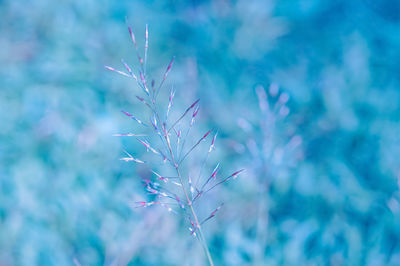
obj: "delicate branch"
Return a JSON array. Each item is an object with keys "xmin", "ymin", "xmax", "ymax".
[
  {"xmin": 179, "ymin": 129, "xmax": 212, "ymax": 164},
  {"xmin": 168, "ymin": 99, "xmax": 200, "ymax": 133},
  {"xmin": 155, "ymin": 57, "xmax": 175, "ymax": 100},
  {"xmin": 104, "ymin": 66, "xmax": 130, "ymax": 77},
  {"xmin": 201, "ymin": 204, "xmax": 224, "ymax": 225},
  {"xmin": 193, "ymin": 169, "xmax": 244, "ymax": 203}
]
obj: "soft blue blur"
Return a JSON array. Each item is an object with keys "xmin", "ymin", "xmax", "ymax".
[{"xmin": 1, "ymin": 0, "xmax": 400, "ymax": 265}]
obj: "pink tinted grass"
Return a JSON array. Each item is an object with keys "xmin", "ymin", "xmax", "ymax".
[
  {"xmin": 121, "ymin": 110, "xmax": 147, "ymax": 126},
  {"xmin": 121, "ymin": 59, "xmax": 138, "ymax": 81},
  {"xmin": 201, "ymin": 204, "xmax": 224, "ymax": 225},
  {"xmin": 199, "ymin": 163, "xmax": 220, "ymax": 192},
  {"xmin": 178, "ymin": 104, "xmax": 200, "ymax": 159},
  {"xmin": 179, "ymin": 129, "xmax": 212, "ymax": 164},
  {"xmin": 144, "ymin": 24, "xmax": 148, "ymax": 75},
  {"xmin": 194, "ymin": 131, "xmax": 218, "ymax": 189},
  {"xmin": 193, "ymin": 169, "xmax": 245, "ymax": 203},
  {"xmin": 104, "ymin": 66, "xmax": 130, "ymax": 77},
  {"xmin": 155, "ymin": 57, "xmax": 175, "ymax": 100},
  {"xmin": 120, "ymin": 150, "xmax": 145, "ymax": 164},
  {"xmin": 109, "ymin": 24, "xmax": 245, "ymax": 266},
  {"xmin": 168, "ymin": 99, "xmax": 200, "ymax": 134},
  {"xmin": 166, "ymin": 87, "xmax": 175, "ymax": 120},
  {"xmin": 127, "ymin": 23, "xmax": 144, "ymax": 70},
  {"xmin": 138, "ymin": 139, "xmax": 159, "ymax": 154},
  {"xmin": 112, "ymin": 133, "xmax": 146, "ymax": 137}
]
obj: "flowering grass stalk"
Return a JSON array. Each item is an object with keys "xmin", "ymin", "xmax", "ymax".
[{"xmin": 106, "ymin": 24, "xmax": 243, "ymax": 265}]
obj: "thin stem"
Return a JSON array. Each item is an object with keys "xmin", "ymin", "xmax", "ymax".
[
  {"xmin": 178, "ymin": 121, "xmax": 194, "ymax": 160},
  {"xmin": 164, "ymin": 132, "xmax": 214, "ymax": 266},
  {"xmin": 194, "ymin": 151, "xmax": 211, "ymax": 189},
  {"xmin": 196, "ymin": 222, "xmax": 214, "ymax": 266},
  {"xmin": 253, "ymin": 179, "xmax": 270, "ymax": 265}
]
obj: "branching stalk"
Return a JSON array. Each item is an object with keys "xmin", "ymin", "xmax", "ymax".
[{"xmin": 164, "ymin": 131, "xmax": 215, "ymax": 266}]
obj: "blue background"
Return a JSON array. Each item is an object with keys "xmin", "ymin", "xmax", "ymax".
[{"xmin": 1, "ymin": 0, "xmax": 400, "ymax": 265}]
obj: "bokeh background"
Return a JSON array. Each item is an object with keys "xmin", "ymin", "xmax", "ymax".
[{"xmin": 1, "ymin": 0, "xmax": 400, "ymax": 265}]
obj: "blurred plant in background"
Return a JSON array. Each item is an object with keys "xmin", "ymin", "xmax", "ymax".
[
  {"xmin": 1, "ymin": 0, "xmax": 400, "ymax": 265},
  {"xmin": 232, "ymin": 83, "xmax": 303, "ymax": 264}
]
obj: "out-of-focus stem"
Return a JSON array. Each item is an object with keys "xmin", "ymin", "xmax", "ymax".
[{"xmin": 253, "ymin": 179, "xmax": 270, "ymax": 265}]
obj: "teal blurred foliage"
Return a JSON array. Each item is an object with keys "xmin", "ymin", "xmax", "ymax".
[{"xmin": 1, "ymin": 0, "xmax": 400, "ymax": 265}]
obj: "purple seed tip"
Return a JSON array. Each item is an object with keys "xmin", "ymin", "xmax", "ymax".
[
  {"xmin": 190, "ymin": 99, "xmax": 200, "ymax": 109},
  {"xmin": 203, "ymin": 130, "xmax": 212, "ymax": 139},
  {"xmin": 231, "ymin": 169, "xmax": 245, "ymax": 177},
  {"xmin": 192, "ymin": 105, "xmax": 200, "ymax": 118}
]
